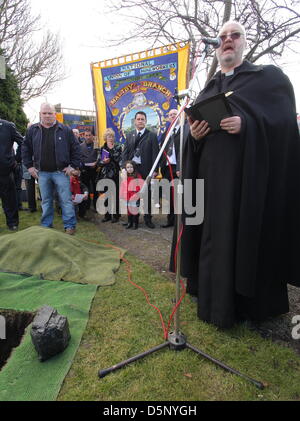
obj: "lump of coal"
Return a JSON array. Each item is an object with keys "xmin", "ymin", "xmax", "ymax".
[{"xmin": 30, "ymin": 306, "xmax": 71, "ymax": 361}]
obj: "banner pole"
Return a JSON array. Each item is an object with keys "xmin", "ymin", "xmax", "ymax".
[
  {"xmin": 174, "ymin": 109, "xmax": 185, "ymax": 336},
  {"xmin": 90, "ymin": 63, "xmax": 100, "ymax": 146}
]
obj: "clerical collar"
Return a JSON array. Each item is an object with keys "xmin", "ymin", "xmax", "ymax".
[
  {"xmin": 222, "ymin": 69, "xmax": 234, "ymax": 77},
  {"xmin": 221, "ymin": 61, "xmax": 245, "ymax": 78}
]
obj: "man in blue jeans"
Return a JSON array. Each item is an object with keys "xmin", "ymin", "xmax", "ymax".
[{"xmin": 22, "ymin": 103, "xmax": 81, "ymax": 234}]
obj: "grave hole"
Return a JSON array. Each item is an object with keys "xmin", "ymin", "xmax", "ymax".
[{"xmin": 0, "ymin": 309, "xmax": 35, "ymax": 371}]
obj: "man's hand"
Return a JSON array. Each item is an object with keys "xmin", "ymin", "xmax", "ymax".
[
  {"xmin": 188, "ymin": 117, "xmax": 210, "ymax": 140},
  {"xmin": 220, "ymin": 116, "xmax": 242, "ymax": 134},
  {"xmin": 152, "ymin": 172, "xmax": 158, "ymax": 178},
  {"xmin": 28, "ymin": 167, "xmax": 39, "ymax": 179},
  {"xmin": 63, "ymin": 166, "xmax": 74, "ymax": 176}
]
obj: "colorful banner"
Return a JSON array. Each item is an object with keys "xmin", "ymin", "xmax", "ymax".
[{"xmin": 91, "ymin": 42, "xmax": 189, "ymax": 145}]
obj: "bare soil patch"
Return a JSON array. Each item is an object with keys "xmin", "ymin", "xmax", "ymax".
[{"xmin": 93, "ymin": 211, "xmax": 175, "ymax": 278}]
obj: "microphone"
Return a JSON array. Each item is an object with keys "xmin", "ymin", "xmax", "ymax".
[{"xmin": 202, "ymin": 37, "xmax": 221, "ymax": 48}]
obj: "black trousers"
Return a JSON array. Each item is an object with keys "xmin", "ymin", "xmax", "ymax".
[
  {"xmin": 81, "ymin": 167, "xmax": 97, "ymax": 210},
  {"xmin": 100, "ymin": 177, "xmax": 120, "ymax": 218},
  {"xmin": 14, "ymin": 164, "xmax": 23, "ymax": 209},
  {"xmin": 75, "ymin": 201, "xmax": 88, "ymax": 218},
  {"xmin": 25, "ymin": 177, "xmax": 37, "ymax": 211},
  {"xmin": 0, "ymin": 172, "xmax": 19, "ymax": 227},
  {"xmin": 127, "ymin": 213, "xmax": 139, "ymax": 225},
  {"xmin": 161, "ymin": 164, "xmax": 177, "ymax": 225}
]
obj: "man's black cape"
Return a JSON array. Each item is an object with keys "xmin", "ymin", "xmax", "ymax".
[{"xmin": 171, "ymin": 61, "xmax": 300, "ymax": 328}]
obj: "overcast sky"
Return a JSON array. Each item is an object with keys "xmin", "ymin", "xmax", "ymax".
[
  {"xmin": 25, "ymin": 0, "xmax": 300, "ymax": 121},
  {"xmin": 26, "ymin": 0, "xmax": 145, "ymax": 121}
]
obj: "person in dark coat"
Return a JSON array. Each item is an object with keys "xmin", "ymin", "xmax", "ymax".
[
  {"xmin": 80, "ymin": 128, "xmax": 98, "ymax": 211},
  {"xmin": 96, "ymin": 128, "xmax": 122, "ymax": 223},
  {"xmin": 122, "ymin": 111, "xmax": 159, "ymax": 228},
  {"xmin": 21, "ymin": 123, "xmax": 37, "ymax": 213},
  {"xmin": 0, "ymin": 119, "xmax": 23, "ymax": 231},
  {"xmin": 171, "ymin": 20, "xmax": 300, "ymax": 328},
  {"xmin": 13, "ymin": 143, "xmax": 24, "ymax": 211}
]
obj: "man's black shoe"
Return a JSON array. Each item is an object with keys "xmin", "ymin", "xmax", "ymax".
[
  {"xmin": 8, "ymin": 225, "xmax": 18, "ymax": 231},
  {"xmin": 102, "ymin": 215, "xmax": 111, "ymax": 222},
  {"xmin": 126, "ymin": 223, "xmax": 133, "ymax": 229},
  {"xmin": 145, "ymin": 220, "xmax": 155, "ymax": 229},
  {"xmin": 111, "ymin": 217, "xmax": 119, "ymax": 223},
  {"xmin": 30, "ymin": 209, "xmax": 37, "ymax": 213},
  {"xmin": 160, "ymin": 223, "xmax": 174, "ymax": 228}
]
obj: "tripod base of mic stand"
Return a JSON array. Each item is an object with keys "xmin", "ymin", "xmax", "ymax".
[
  {"xmin": 167, "ymin": 330, "xmax": 186, "ymax": 350},
  {"xmin": 98, "ymin": 331, "xmax": 265, "ymax": 389}
]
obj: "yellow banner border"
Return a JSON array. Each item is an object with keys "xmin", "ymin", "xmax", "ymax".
[{"xmin": 91, "ymin": 41, "xmax": 190, "ymax": 145}]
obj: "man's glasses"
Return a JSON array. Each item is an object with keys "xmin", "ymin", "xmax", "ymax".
[{"xmin": 219, "ymin": 32, "xmax": 243, "ymax": 42}]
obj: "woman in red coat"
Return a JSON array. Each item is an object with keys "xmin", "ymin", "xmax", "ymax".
[{"xmin": 120, "ymin": 161, "xmax": 144, "ymax": 229}]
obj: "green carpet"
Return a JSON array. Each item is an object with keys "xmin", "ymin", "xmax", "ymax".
[
  {"xmin": 0, "ymin": 272, "xmax": 97, "ymax": 401},
  {"xmin": 0, "ymin": 226, "xmax": 125, "ymax": 285}
]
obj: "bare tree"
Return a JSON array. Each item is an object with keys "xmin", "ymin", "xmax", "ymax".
[
  {"xmin": 102, "ymin": 0, "xmax": 300, "ymax": 83},
  {"xmin": 0, "ymin": 0, "xmax": 65, "ymax": 102}
]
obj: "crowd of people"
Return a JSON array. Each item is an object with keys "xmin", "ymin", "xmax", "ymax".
[
  {"xmin": 1, "ymin": 19, "xmax": 300, "ymax": 330},
  {"xmin": 1, "ymin": 103, "xmax": 179, "ymax": 235}
]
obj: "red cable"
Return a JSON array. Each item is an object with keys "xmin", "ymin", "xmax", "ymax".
[
  {"xmin": 86, "ymin": 161, "xmax": 187, "ymax": 339},
  {"xmin": 111, "ymin": 235, "xmax": 187, "ymax": 339},
  {"xmin": 103, "ymin": 243, "xmax": 169, "ymax": 339}
]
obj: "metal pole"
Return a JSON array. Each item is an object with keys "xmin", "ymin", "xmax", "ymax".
[{"xmin": 174, "ymin": 110, "xmax": 185, "ymax": 335}]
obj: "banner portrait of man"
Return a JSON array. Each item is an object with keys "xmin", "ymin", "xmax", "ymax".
[{"xmin": 91, "ymin": 42, "xmax": 189, "ymax": 145}]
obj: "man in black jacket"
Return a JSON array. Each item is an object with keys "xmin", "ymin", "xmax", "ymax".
[
  {"xmin": 80, "ymin": 128, "xmax": 98, "ymax": 211},
  {"xmin": 122, "ymin": 111, "xmax": 159, "ymax": 228},
  {"xmin": 0, "ymin": 119, "xmax": 23, "ymax": 231},
  {"xmin": 22, "ymin": 103, "xmax": 81, "ymax": 234},
  {"xmin": 172, "ymin": 20, "xmax": 300, "ymax": 328}
]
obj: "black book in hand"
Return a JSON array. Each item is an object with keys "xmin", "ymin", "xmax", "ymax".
[{"xmin": 184, "ymin": 92, "xmax": 233, "ymax": 132}]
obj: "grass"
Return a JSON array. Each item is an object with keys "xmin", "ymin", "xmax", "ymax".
[{"xmin": 1, "ymin": 202, "xmax": 300, "ymax": 401}]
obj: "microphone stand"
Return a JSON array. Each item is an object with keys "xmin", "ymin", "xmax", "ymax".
[{"xmin": 98, "ymin": 44, "xmax": 265, "ymax": 390}]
